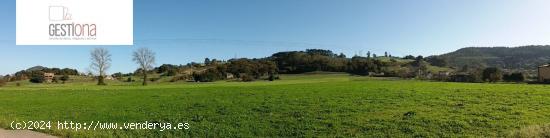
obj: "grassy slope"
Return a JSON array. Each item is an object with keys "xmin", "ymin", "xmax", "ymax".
[{"xmin": 0, "ymin": 74, "xmax": 550, "ymax": 137}]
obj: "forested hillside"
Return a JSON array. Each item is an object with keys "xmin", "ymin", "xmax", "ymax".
[{"xmin": 438, "ymin": 45, "xmax": 550, "ymax": 70}]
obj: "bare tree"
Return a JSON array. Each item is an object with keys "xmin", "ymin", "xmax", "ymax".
[
  {"xmin": 90, "ymin": 48, "xmax": 111, "ymax": 85},
  {"xmin": 132, "ymin": 47, "xmax": 155, "ymax": 86}
]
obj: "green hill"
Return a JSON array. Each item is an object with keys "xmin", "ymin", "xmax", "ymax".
[{"xmin": 438, "ymin": 45, "xmax": 550, "ymax": 70}]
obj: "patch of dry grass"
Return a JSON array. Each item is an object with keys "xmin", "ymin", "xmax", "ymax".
[{"xmin": 509, "ymin": 124, "xmax": 550, "ymax": 138}]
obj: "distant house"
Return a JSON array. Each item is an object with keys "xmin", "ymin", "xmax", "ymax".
[
  {"xmin": 226, "ymin": 73, "xmax": 234, "ymax": 79},
  {"xmin": 44, "ymin": 73, "xmax": 55, "ymax": 83},
  {"xmin": 104, "ymin": 75, "xmax": 115, "ymax": 80},
  {"xmin": 435, "ymin": 71, "xmax": 450, "ymax": 81},
  {"xmin": 538, "ymin": 64, "xmax": 550, "ymax": 82}
]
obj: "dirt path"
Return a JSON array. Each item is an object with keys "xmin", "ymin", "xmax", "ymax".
[{"xmin": 0, "ymin": 128, "xmax": 56, "ymax": 138}]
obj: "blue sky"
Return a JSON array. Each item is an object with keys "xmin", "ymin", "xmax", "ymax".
[{"xmin": 2, "ymin": 0, "xmax": 550, "ymax": 75}]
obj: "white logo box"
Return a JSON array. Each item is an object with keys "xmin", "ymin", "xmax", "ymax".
[{"xmin": 16, "ymin": 0, "xmax": 133, "ymax": 45}]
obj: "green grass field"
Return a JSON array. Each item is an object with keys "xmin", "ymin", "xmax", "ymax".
[{"xmin": 1, "ymin": 73, "xmax": 550, "ymax": 137}]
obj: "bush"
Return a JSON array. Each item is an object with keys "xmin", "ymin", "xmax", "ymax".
[
  {"xmin": 240, "ymin": 74, "xmax": 254, "ymax": 82},
  {"xmin": 170, "ymin": 76, "xmax": 189, "ymax": 82},
  {"xmin": 268, "ymin": 74, "xmax": 280, "ymax": 81},
  {"xmin": 192, "ymin": 73, "xmax": 213, "ymax": 82},
  {"xmin": 268, "ymin": 75, "xmax": 275, "ymax": 81},
  {"xmin": 60, "ymin": 75, "xmax": 70, "ymax": 83},
  {"xmin": 52, "ymin": 77, "xmax": 59, "ymax": 83},
  {"xmin": 192, "ymin": 68, "xmax": 225, "ymax": 82},
  {"xmin": 509, "ymin": 124, "xmax": 550, "ymax": 138},
  {"xmin": 30, "ymin": 75, "xmax": 45, "ymax": 83},
  {"xmin": 0, "ymin": 79, "xmax": 5, "ymax": 87},
  {"xmin": 163, "ymin": 69, "xmax": 177, "ymax": 76},
  {"xmin": 503, "ymin": 72, "xmax": 524, "ymax": 82},
  {"xmin": 149, "ymin": 78, "xmax": 161, "ymax": 82},
  {"xmin": 448, "ymin": 74, "xmax": 479, "ymax": 83},
  {"xmin": 482, "ymin": 67, "xmax": 502, "ymax": 82},
  {"xmin": 97, "ymin": 76, "xmax": 107, "ymax": 85}
]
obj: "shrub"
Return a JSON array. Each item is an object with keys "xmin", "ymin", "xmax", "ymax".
[
  {"xmin": 240, "ymin": 74, "xmax": 254, "ymax": 82},
  {"xmin": 482, "ymin": 67, "xmax": 502, "ymax": 82},
  {"xmin": 509, "ymin": 124, "xmax": 550, "ymax": 138},
  {"xmin": 503, "ymin": 72, "xmax": 524, "ymax": 82},
  {"xmin": 192, "ymin": 73, "xmax": 212, "ymax": 82},
  {"xmin": 149, "ymin": 78, "xmax": 161, "ymax": 82},
  {"xmin": 30, "ymin": 75, "xmax": 45, "ymax": 83},
  {"xmin": 268, "ymin": 75, "xmax": 275, "ymax": 81},
  {"xmin": 163, "ymin": 69, "xmax": 177, "ymax": 76},
  {"xmin": 268, "ymin": 74, "xmax": 280, "ymax": 81},
  {"xmin": 60, "ymin": 75, "xmax": 69, "ymax": 83},
  {"xmin": 170, "ymin": 76, "xmax": 189, "ymax": 82},
  {"xmin": 0, "ymin": 79, "xmax": 5, "ymax": 87},
  {"xmin": 448, "ymin": 74, "xmax": 479, "ymax": 83},
  {"xmin": 97, "ymin": 76, "xmax": 107, "ymax": 85},
  {"xmin": 402, "ymin": 111, "xmax": 416, "ymax": 120},
  {"xmin": 192, "ymin": 68, "xmax": 225, "ymax": 82},
  {"xmin": 52, "ymin": 77, "xmax": 59, "ymax": 83}
]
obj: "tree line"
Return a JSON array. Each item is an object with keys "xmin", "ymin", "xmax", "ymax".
[
  {"xmin": 5, "ymin": 66, "xmax": 78, "ymax": 83},
  {"xmin": 0, "ymin": 48, "xmax": 532, "ymax": 86}
]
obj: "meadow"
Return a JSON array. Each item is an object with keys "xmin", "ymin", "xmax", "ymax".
[{"xmin": 1, "ymin": 73, "xmax": 550, "ymax": 137}]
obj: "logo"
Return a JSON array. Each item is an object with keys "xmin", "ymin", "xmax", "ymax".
[
  {"xmin": 49, "ymin": 6, "xmax": 71, "ymax": 21},
  {"xmin": 16, "ymin": 0, "xmax": 133, "ymax": 45},
  {"xmin": 48, "ymin": 6, "xmax": 97, "ymax": 40}
]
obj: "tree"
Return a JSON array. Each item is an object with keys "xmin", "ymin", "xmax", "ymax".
[
  {"xmin": 133, "ymin": 47, "xmax": 156, "ymax": 86},
  {"xmin": 413, "ymin": 61, "xmax": 428, "ymax": 78},
  {"xmin": 366, "ymin": 51, "xmax": 371, "ymax": 58},
  {"xmin": 415, "ymin": 55, "xmax": 424, "ymax": 61},
  {"xmin": 338, "ymin": 53, "xmax": 346, "ymax": 58},
  {"xmin": 459, "ymin": 65, "xmax": 469, "ymax": 72},
  {"xmin": 426, "ymin": 56, "xmax": 448, "ymax": 67},
  {"xmin": 482, "ymin": 67, "xmax": 502, "ymax": 82},
  {"xmin": 210, "ymin": 59, "xmax": 220, "ymax": 66},
  {"xmin": 348, "ymin": 56, "xmax": 371, "ymax": 75},
  {"xmin": 156, "ymin": 64, "xmax": 178, "ymax": 73},
  {"xmin": 112, "ymin": 72, "xmax": 124, "ymax": 79},
  {"xmin": 0, "ymin": 76, "xmax": 6, "ymax": 87},
  {"xmin": 90, "ymin": 48, "xmax": 111, "ymax": 85},
  {"xmin": 403, "ymin": 55, "xmax": 415, "ymax": 60},
  {"xmin": 305, "ymin": 49, "xmax": 336, "ymax": 57},
  {"xmin": 29, "ymin": 74, "xmax": 45, "ymax": 83},
  {"xmin": 60, "ymin": 68, "xmax": 79, "ymax": 75},
  {"xmin": 52, "ymin": 76, "xmax": 59, "ymax": 83},
  {"xmin": 127, "ymin": 77, "xmax": 133, "ymax": 82},
  {"xmin": 60, "ymin": 75, "xmax": 69, "ymax": 84},
  {"xmin": 204, "ymin": 58, "xmax": 211, "ymax": 65},
  {"xmin": 164, "ymin": 69, "xmax": 177, "ymax": 76},
  {"xmin": 503, "ymin": 72, "xmax": 524, "ymax": 82}
]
